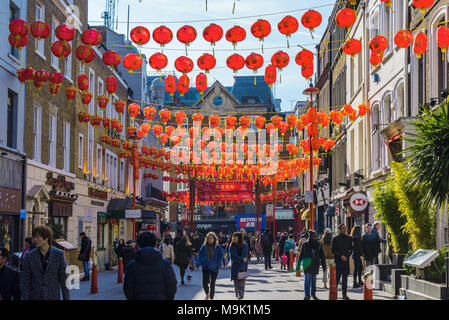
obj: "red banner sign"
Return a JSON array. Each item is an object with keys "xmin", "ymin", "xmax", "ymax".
[{"xmin": 196, "ymin": 182, "xmax": 253, "ymax": 202}]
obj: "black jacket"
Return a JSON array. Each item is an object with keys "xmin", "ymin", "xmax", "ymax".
[
  {"xmin": 331, "ymin": 234, "xmax": 353, "ymax": 262},
  {"xmin": 0, "ymin": 264, "xmax": 21, "ymax": 300},
  {"xmin": 79, "ymin": 237, "xmax": 91, "ymax": 262},
  {"xmin": 174, "ymin": 241, "xmax": 192, "ymax": 266},
  {"xmin": 191, "ymin": 238, "xmax": 202, "ymax": 253},
  {"xmin": 120, "ymin": 246, "xmax": 137, "ymax": 269},
  {"xmin": 278, "ymin": 235, "xmax": 287, "ymax": 253},
  {"xmin": 298, "ymin": 239, "xmax": 326, "ymax": 274},
  {"xmin": 261, "ymin": 232, "xmax": 273, "ymax": 253},
  {"xmin": 361, "ymin": 233, "xmax": 379, "ymax": 260},
  {"xmin": 123, "ymin": 247, "xmax": 177, "ymax": 300},
  {"xmin": 352, "ymin": 237, "xmax": 363, "ymax": 256}
]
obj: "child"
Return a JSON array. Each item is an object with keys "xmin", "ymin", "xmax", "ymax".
[{"xmin": 281, "ymin": 253, "xmax": 288, "ymax": 270}]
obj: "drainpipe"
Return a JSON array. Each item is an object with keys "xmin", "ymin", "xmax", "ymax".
[
  {"xmin": 328, "ymin": 25, "xmax": 333, "ymax": 230},
  {"xmin": 21, "ymin": 156, "xmax": 27, "ymax": 252}
]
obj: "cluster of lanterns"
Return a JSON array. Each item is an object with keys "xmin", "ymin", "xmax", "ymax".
[{"xmin": 260, "ymin": 188, "xmax": 299, "ymax": 204}]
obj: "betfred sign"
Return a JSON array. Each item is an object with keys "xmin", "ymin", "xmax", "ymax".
[
  {"xmin": 349, "ymin": 193, "xmax": 368, "ymax": 211},
  {"xmin": 236, "ymin": 214, "xmax": 266, "ymax": 230}
]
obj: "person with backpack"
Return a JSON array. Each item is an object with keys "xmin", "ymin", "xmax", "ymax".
[
  {"xmin": 120, "ymin": 240, "xmax": 137, "ymax": 274},
  {"xmin": 197, "ymin": 232, "xmax": 224, "ymax": 300},
  {"xmin": 261, "ymin": 230, "xmax": 273, "ymax": 270},
  {"xmin": 283, "ymin": 234, "xmax": 296, "ymax": 270}
]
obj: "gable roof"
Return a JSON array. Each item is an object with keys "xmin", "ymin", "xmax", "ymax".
[{"xmin": 192, "ymin": 80, "xmax": 241, "ymax": 107}]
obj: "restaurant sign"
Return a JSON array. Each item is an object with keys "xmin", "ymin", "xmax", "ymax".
[
  {"xmin": 88, "ymin": 187, "xmax": 108, "ymax": 200},
  {"xmin": 46, "ymin": 172, "xmax": 75, "ymax": 192}
]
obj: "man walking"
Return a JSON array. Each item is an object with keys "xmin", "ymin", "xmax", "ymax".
[
  {"xmin": 0, "ymin": 247, "xmax": 21, "ymax": 300},
  {"xmin": 362, "ymin": 223, "xmax": 379, "ymax": 266},
  {"xmin": 331, "ymin": 224, "xmax": 352, "ymax": 300},
  {"xmin": 261, "ymin": 230, "xmax": 273, "ymax": 270},
  {"xmin": 120, "ymin": 240, "xmax": 137, "ymax": 274},
  {"xmin": 79, "ymin": 232, "xmax": 91, "ymax": 281},
  {"xmin": 123, "ymin": 231, "xmax": 177, "ymax": 300}
]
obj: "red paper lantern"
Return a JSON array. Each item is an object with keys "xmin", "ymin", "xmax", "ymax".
[
  {"xmin": 49, "ymin": 72, "xmax": 63, "ymax": 84},
  {"xmin": 159, "ymin": 109, "xmax": 172, "ymax": 124},
  {"xmin": 49, "ymin": 83, "xmax": 60, "ymax": 96},
  {"xmin": 278, "ymin": 15, "xmax": 299, "ymax": 47},
  {"xmin": 412, "ymin": 0, "xmax": 435, "ymax": 14},
  {"xmin": 114, "ymin": 100, "xmax": 125, "ymax": 113},
  {"xmin": 177, "ymin": 75, "xmax": 189, "ymax": 97},
  {"xmin": 153, "ymin": 125, "xmax": 163, "ymax": 137},
  {"xmin": 343, "ymin": 38, "xmax": 362, "ymax": 57},
  {"xmin": 197, "ymin": 53, "xmax": 216, "ymax": 73},
  {"xmin": 370, "ymin": 36, "xmax": 388, "ymax": 53},
  {"xmin": 8, "ymin": 34, "xmax": 28, "ymax": 50},
  {"xmin": 75, "ymin": 45, "xmax": 95, "ymax": 64},
  {"xmin": 192, "ymin": 113, "xmax": 204, "ymax": 124},
  {"xmin": 144, "ymin": 106, "xmax": 157, "ymax": 121},
  {"xmin": 98, "ymin": 95, "xmax": 109, "ymax": 109},
  {"xmin": 34, "ymin": 70, "xmax": 49, "ymax": 83},
  {"xmin": 226, "ymin": 53, "xmax": 245, "ymax": 73},
  {"xmin": 336, "ymin": 8, "xmax": 357, "ymax": 29},
  {"xmin": 55, "ymin": 24, "xmax": 75, "ymax": 42},
  {"xmin": 123, "ymin": 54, "xmax": 143, "ymax": 72},
  {"xmin": 226, "ymin": 25, "xmax": 246, "ymax": 49},
  {"xmin": 175, "ymin": 111, "xmax": 187, "ymax": 126},
  {"xmin": 81, "ymin": 29, "xmax": 102, "ymax": 47},
  {"xmin": 250, "ymin": 19, "xmax": 271, "ymax": 41},
  {"xmin": 81, "ymin": 91, "xmax": 93, "ymax": 106},
  {"xmin": 437, "ymin": 26, "xmax": 449, "ymax": 57},
  {"xmin": 245, "ymin": 53, "xmax": 264, "ymax": 72},
  {"xmin": 153, "ymin": 26, "xmax": 173, "ymax": 47},
  {"xmin": 90, "ymin": 115, "xmax": 101, "ymax": 127},
  {"xmin": 358, "ymin": 104, "xmax": 369, "ymax": 117},
  {"xmin": 106, "ymin": 75, "xmax": 117, "ymax": 94},
  {"xmin": 301, "ymin": 10, "xmax": 322, "ymax": 38},
  {"xmin": 102, "ymin": 50, "xmax": 121, "ymax": 68},
  {"xmin": 394, "ymin": 30, "xmax": 413, "ymax": 48},
  {"xmin": 271, "ymin": 51, "xmax": 290, "ymax": 71},
  {"xmin": 175, "ymin": 56, "xmax": 194, "ymax": 75},
  {"xmin": 9, "ymin": 19, "xmax": 29, "ymax": 37},
  {"xmin": 102, "ymin": 117, "xmax": 111, "ymax": 130},
  {"xmin": 30, "ymin": 21, "xmax": 50, "ymax": 40},
  {"xmin": 51, "ymin": 40, "xmax": 71, "ymax": 59},
  {"xmin": 196, "ymin": 73, "xmax": 207, "ymax": 95},
  {"xmin": 414, "ymin": 32, "xmax": 428, "ymax": 59},
  {"xmin": 370, "ymin": 50, "xmax": 384, "ymax": 66},
  {"xmin": 264, "ymin": 65, "xmax": 277, "ymax": 87},
  {"xmin": 225, "ymin": 115, "xmax": 237, "ymax": 129},
  {"xmin": 344, "ymin": 104, "xmax": 355, "ymax": 115},
  {"xmin": 66, "ymin": 86, "xmax": 77, "ymax": 102},
  {"xmin": 164, "ymin": 75, "xmax": 177, "ymax": 96},
  {"xmin": 240, "ymin": 116, "xmax": 251, "ymax": 130},
  {"xmin": 128, "ymin": 103, "xmax": 140, "ymax": 118},
  {"xmin": 78, "ymin": 74, "xmax": 89, "ymax": 91},
  {"xmin": 295, "ymin": 49, "xmax": 314, "ymax": 67},
  {"xmin": 203, "ymin": 23, "xmax": 223, "ymax": 46},
  {"xmin": 177, "ymin": 25, "xmax": 197, "ymax": 52},
  {"xmin": 130, "ymin": 26, "xmax": 150, "ymax": 45},
  {"xmin": 149, "ymin": 53, "xmax": 168, "ymax": 71},
  {"xmin": 141, "ymin": 123, "xmax": 151, "ymax": 135}
]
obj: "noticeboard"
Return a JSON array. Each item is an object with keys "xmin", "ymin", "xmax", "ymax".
[{"xmin": 403, "ymin": 249, "xmax": 439, "ymax": 269}]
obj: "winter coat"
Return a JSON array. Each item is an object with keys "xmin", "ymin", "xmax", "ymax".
[
  {"xmin": 362, "ymin": 232, "xmax": 379, "ymax": 260},
  {"xmin": 331, "ymin": 234, "xmax": 353, "ymax": 263},
  {"xmin": 78, "ymin": 237, "xmax": 91, "ymax": 262},
  {"xmin": 284, "ymin": 239, "xmax": 296, "ymax": 253},
  {"xmin": 0, "ymin": 264, "xmax": 21, "ymax": 300},
  {"xmin": 123, "ymin": 247, "xmax": 177, "ymax": 300},
  {"xmin": 297, "ymin": 239, "xmax": 327, "ymax": 275},
  {"xmin": 161, "ymin": 243, "xmax": 174, "ymax": 263},
  {"xmin": 352, "ymin": 237, "xmax": 363, "ymax": 256},
  {"xmin": 191, "ymin": 238, "xmax": 202, "ymax": 253},
  {"xmin": 120, "ymin": 246, "xmax": 137, "ymax": 272},
  {"xmin": 372, "ymin": 228, "xmax": 386, "ymax": 254},
  {"xmin": 21, "ymin": 247, "xmax": 69, "ymax": 300},
  {"xmin": 261, "ymin": 233, "xmax": 273, "ymax": 253},
  {"xmin": 278, "ymin": 235, "xmax": 287, "ymax": 253},
  {"xmin": 230, "ymin": 243, "xmax": 248, "ymax": 281},
  {"xmin": 198, "ymin": 243, "xmax": 224, "ymax": 273},
  {"xmin": 174, "ymin": 241, "xmax": 192, "ymax": 266}
]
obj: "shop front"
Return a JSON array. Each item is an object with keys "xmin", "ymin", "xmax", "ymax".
[
  {"xmin": 235, "ymin": 214, "xmax": 266, "ymax": 233},
  {"xmin": 195, "ymin": 220, "xmax": 236, "ymax": 235},
  {"xmin": 273, "ymin": 209, "xmax": 295, "ymax": 234}
]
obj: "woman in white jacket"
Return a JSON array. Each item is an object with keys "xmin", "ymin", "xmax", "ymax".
[{"xmin": 161, "ymin": 237, "xmax": 174, "ymax": 263}]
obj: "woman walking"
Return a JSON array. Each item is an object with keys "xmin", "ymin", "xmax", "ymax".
[
  {"xmin": 350, "ymin": 225, "xmax": 363, "ymax": 288},
  {"xmin": 320, "ymin": 228, "xmax": 334, "ymax": 288},
  {"xmin": 230, "ymin": 232, "xmax": 248, "ymax": 300},
  {"xmin": 162, "ymin": 236, "xmax": 174, "ymax": 263},
  {"xmin": 174, "ymin": 235, "xmax": 192, "ymax": 285},
  {"xmin": 198, "ymin": 232, "xmax": 224, "ymax": 300}
]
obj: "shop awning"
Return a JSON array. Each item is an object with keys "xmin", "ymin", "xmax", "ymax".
[
  {"xmin": 107, "ymin": 198, "xmax": 134, "ymax": 211},
  {"xmin": 301, "ymin": 209, "xmax": 310, "ymax": 220}
]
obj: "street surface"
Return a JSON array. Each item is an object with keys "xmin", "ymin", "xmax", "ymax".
[{"xmin": 70, "ymin": 258, "xmax": 394, "ymax": 300}]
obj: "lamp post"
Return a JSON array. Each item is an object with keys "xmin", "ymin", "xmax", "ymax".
[{"xmin": 302, "ymin": 85, "xmax": 320, "ymax": 230}]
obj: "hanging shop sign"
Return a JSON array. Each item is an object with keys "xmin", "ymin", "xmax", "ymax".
[
  {"xmin": 275, "ymin": 210, "xmax": 294, "ymax": 220},
  {"xmin": 125, "ymin": 209, "xmax": 142, "ymax": 219},
  {"xmin": 236, "ymin": 214, "xmax": 266, "ymax": 230},
  {"xmin": 0, "ymin": 187, "xmax": 21, "ymax": 214},
  {"xmin": 46, "ymin": 172, "xmax": 75, "ymax": 192},
  {"xmin": 349, "ymin": 193, "xmax": 368, "ymax": 211},
  {"xmin": 88, "ymin": 187, "xmax": 108, "ymax": 200},
  {"xmin": 197, "ymin": 182, "xmax": 253, "ymax": 202}
]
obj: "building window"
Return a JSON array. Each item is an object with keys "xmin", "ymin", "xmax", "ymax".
[
  {"xmin": 119, "ymin": 159, "xmax": 125, "ymax": 191},
  {"xmin": 394, "ymin": 0, "xmax": 404, "ymax": 33},
  {"xmin": 78, "ymin": 133, "xmax": 84, "ymax": 169},
  {"xmin": 9, "ymin": 3, "xmax": 20, "ymax": 59},
  {"xmin": 51, "ymin": 17, "xmax": 59, "ymax": 69},
  {"xmin": 33, "ymin": 105, "xmax": 42, "ymax": 162},
  {"xmin": 96, "ymin": 146, "xmax": 102, "ymax": 182},
  {"xmin": 34, "ymin": 2, "xmax": 45, "ymax": 58},
  {"xmin": 49, "ymin": 114, "xmax": 57, "ymax": 167},
  {"xmin": 64, "ymin": 47, "xmax": 72, "ymax": 80},
  {"xmin": 383, "ymin": 5, "xmax": 392, "ymax": 55},
  {"xmin": 372, "ymin": 104, "xmax": 381, "ymax": 171},
  {"xmin": 7, "ymin": 90, "xmax": 17, "ymax": 149},
  {"xmin": 97, "ymin": 78, "xmax": 104, "ymax": 116},
  {"xmin": 63, "ymin": 122, "xmax": 71, "ymax": 172}
]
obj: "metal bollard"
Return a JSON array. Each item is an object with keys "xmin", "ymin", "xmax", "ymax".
[
  {"xmin": 329, "ymin": 263, "xmax": 337, "ymax": 300},
  {"xmin": 117, "ymin": 258, "xmax": 123, "ymax": 283},
  {"xmin": 275, "ymin": 247, "xmax": 279, "ymax": 261},
  {"xmin": 289, "ymin": 250, "xmax": 294, "ymax": 272},
  {"xmin": 363, "ymin": 271, "xmax": 374, "ymax": 300},
  {"xmin": 90, "ymin": 263, "xmax": 98, "ymax": 294}
]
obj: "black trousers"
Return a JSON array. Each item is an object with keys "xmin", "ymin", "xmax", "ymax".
[
  {"xmin": 263, "ymin": 251, "xmax": 272, "ymax": 269},
  {"xmin": 202, "ymin": 269, "xmax": 218, "ymax": 299},
  {"xmin": 335, "ymin": 259, "xmax": 349, "ymax": 295},
  {"xmin": 179, "ymin": 263, "xmax": 188, "ymax": 280}
]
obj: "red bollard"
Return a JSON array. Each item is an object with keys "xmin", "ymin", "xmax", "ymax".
[
  {"xmin": 363, "ymin": 272, "xmax": 373, "ymax": 300},
  {"xmin": 117, "ymin": 258, "xmax": 123, "ymax": 283},
  {"xmin": 329, "ymin": 263, "xmax": 337, "ymax": 300},
  {"xmin": 289, "ymin": 251, "xmax": 294, "ymax": 272},
  {"xmin": 275, "ymin": 247, "xmax": 279, "ymax": 261},
  {"xmin": 90, "ymin": 263, "xmax": 98, "ymax": 294},
  {"xmin": 296, "ymin": 256, "xmax": 301, "ymax": 277}
]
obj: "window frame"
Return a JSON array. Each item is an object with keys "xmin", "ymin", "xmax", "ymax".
[
  {"xmin": 34, "ymin": 2, "xmax": 46, "ymax": 59},
  {"xmin": 63, "ymin": 121, "xmax": 71, "ymax": 172},
  {"xmin": 78, "ymin": 133, "xmax": 84, "ymax": 170},
  {"xmin": 33, "ymin": 104, "xmax": 42, "ymax": 162}
]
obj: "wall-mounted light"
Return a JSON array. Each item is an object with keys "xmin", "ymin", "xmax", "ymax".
[{"xmin": 373, "ymin": 73, "xmax": 380, "ymax": 83}]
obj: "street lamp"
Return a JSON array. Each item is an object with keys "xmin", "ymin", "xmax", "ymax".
[{"xmin": 302, "ymin": 84, "xmax": 320, "ymax": 231}]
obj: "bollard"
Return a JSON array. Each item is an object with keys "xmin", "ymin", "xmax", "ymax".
[
  {"xmin": 90, "ymin": 263, "xmax": 98, "ymax": 294},
  {"xmin": 289, "ymin": 250, "xmax": 294, "ymax": 272},
  {"xmin": 363, "ymin": 271, "xmax": 373, "ymax": 300},
  {"xmin": 117, "ymin": 258, "xmax": 123, "ymax": 283},
  {"xmin": 329, "ymin": 263, "xmax": 337, "ymax": 300},
  {"xmin": 275, "ymin": 247, "xmax": 279, "ymax": 261}
]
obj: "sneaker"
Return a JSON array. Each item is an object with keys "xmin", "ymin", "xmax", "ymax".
[
  {"xmin": 205, "ymin": 293, "xmax": 210, "ymax": 300},
  {"xmin": 187, "ymin": 275, "xmax": 192, "ymax": 281},
  {"xmin": 353, "ymin": 283, "xmax": 360, "ymax": 289},
  {"xmin": 312, "ymin": 296, "xmax": 319, "ymax": 300},
  {"xmin": 304, "ymin": 296, "xmax": 310, "ymax": 300},
  {"xmin": 342, "ymin": 295, "xmax": 350, "ymax": 300},
  {"xmin": 269, "ymin": 266, "xmax": 273, "ymax": 269}
]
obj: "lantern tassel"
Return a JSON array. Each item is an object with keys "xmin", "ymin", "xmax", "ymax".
[
  {"xmin": 352, "ymin": 56, "xmax": 355, "ymax": 69},
  {"xmin": 206, "ymin": 0, "xmax": 208, "ymax": 11},
  {"xmin": 254, "ymin": 76, "xmax": 256, "ymax": 86},
  {"xmin": 212, "ymin": 47, "xmax": 215, "ymax": 57},
  {"xmin": 185, "ymin": 44, "xmax": 188, "ymax": 56},
  {"xmin": 160, "ymin": 74, "xmax": 162, "ymax": 83},
  {"xmin": 280, "ymin": 73, "xmax": 282, "ymax": 84},
  {"xmin": 287, "ymin": 38, "xmax": 290, "ymax": 48},
  {"xmin": 232, "ymin": 1, "xmax": 236, "ymax": 14},
  {"xmin": 261, "ymin": 43, "xmax": 264, "ymax": 54},
  {"xmin": 310, "ymin": 29, "xmax": 314, "ymax": 40}
]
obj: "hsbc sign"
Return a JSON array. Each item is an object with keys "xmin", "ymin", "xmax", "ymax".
[{"xmin": 349, "ymin": 193, "xmax": 368, "ymax": 211}]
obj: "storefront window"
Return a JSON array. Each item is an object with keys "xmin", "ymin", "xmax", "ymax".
[
  {"xmin": 0, "ymin": 215, "xmax": 12, "ymax": 250},
  {"xmin": 49, "ymin": 217, "xmax": 68, "ymax": 240},
  {"xmin": 97, "ymin": 224, "xmax": 105, "ymax": 249}
]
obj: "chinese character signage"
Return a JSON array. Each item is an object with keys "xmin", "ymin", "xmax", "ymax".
[
  {"xmin": 236, "ymin": 214, "xmax": 266, "ymax": 230},
  {"xmin": 197, "ymin": 182, "xmax": 253, "ymax": 202}
]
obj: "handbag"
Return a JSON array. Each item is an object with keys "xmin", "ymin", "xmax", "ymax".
[{"xmin": 237, "ymin": 270, "xmax": 248, "ymax": 280}]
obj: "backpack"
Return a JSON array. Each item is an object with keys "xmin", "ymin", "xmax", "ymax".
[{"xmin": 284, "ymin": 239, "xmax": 293, "ymax": 252}]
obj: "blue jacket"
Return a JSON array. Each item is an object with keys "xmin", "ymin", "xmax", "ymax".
[
  {"xmin": 123, "ymin": 247, "xmax": 177, "ymax": 300},
  {"xmin": 198, "ymin": 243, "xmax": 224, "ymax": 273},
  {"xmin": 284, "ymin": 239, "xmax": 295, "ymax": 253},
  {"xmin": 230, "ymin": 243, "xmax": 248, "ymax": 281}
]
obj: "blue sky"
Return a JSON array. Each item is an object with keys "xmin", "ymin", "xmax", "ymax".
[{"xmin": 88, "ymin": 0, "xmax": 334, "ymax": 111}]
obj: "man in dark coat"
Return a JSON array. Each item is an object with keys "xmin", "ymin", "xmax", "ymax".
[
  {"xmin": 123, "ymin": 231, "xmax": 177, "ymax": 300},
  {"xmin": 0, "ymin": 247, "xmax": 21, "ymax": 300},
  {"xmin": 278, "ymin": 232, "xmax": 288, "ymax": 257},
  {"xmin": 297, "ymin": 230, "xmax": 326, "ymax": 300},
  {"xmin": 261, "ymin": 230, "xmax": 273, "ymax": 270},
  {"xmin": 79, "ymin": 232, "xmax": 92, "ymax": 281},
  {"xmin": 120, "ymin": 240, "xmax": 137, "ymax": 274},
  {"xmin": 362, "ymin": 223, "xmax": 379, "ymax": 266},
  {"xmin": 331, "ymin": 224, "xmax": 353, "ymax": 300},
  {"xmin": 191, "ymin": 234, "xmax": 202, "ymax": 269}
]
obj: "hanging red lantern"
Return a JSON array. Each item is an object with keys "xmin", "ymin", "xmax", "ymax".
[
  {"xmin": 102, "ymin": 50, "xmax": 121, "ymax": 68},
  {"xmin": 114, "ymin": 100, "xmax": 125, "ymax": 114},
  {"xmin": 78, "ymin": 74, "xmax": 89, "ymax": 91},
  {"xmin": 51, "ymin": 40, "xmax": 71, "ymax": 59},
  {"xmin": 159, "ymin": 109, "xmax": 172, "ymax": 124},
  {"xmin": 102, "ymin": 117, "xmax": 111, "ymax": 130},
  {"xmin": 90, "ymin": 115, "xmax": 101, "ymax": 127},
  {"xmin": 336, "ymin": 8, "xmax": 357, "ymax": 29},
  {"xmin": 8, "ymin": 33, "xmax": 28, "ymax": 51},
  {"xmin": 101, "ymin": 135, "xmax": 111, "ymax": 145},
  {"xmin": 203, "ymin": 23, "xmax": 223, "ymax": 48},
  {"xmin": 9, "ymin": 19, "xmax": 29, "ymax": 37},
  {"xmin": 30, "ymin": 21, "xmax": 50, "ymax": 40},
  {"xmin": 17, "ymin": 68, "xmax": 34, "ymax": 83},
  {"xmin": 66, "ymin": 86, "xmax": 77, "ymax": 102},
  {"xmin": 192, "ymin": 113, "xmax": 204, "ymax": 124},
  {"xmin": 437, "ymin": 26, "xmax": 449, "ymax": 58},
  {"xmin": 245, "ymin": 53, "xmax": 264, "ymax": 72},
  {"xmin": 343, "ymin": 104, "xmax": 355, "ymax": 115},
  {"xmin": 123, "ymin": 54, "xmax": 143, "ymax": 72},
  {"xmin": 196, "ymin": 73, "xmax": 207, "ymax": 96},
  {"xmin": 209, "ymin": 114, "xmax": 220, "ymax": 128},
  {"xmin": 286, "ymin": 114, "xmax": 297, "ymax": 130},
  {"xmin": 226, "ymin": 53, "xmax": 245, "ymax": 75},
  {"xmin": 225, "ymin": 115, "xmax": 237, "ymax": 130},
  {"xmin": 116, "ymin": 124, "xmax": 124, "ymax": 134},
  {"xmin": 127, "ymin": 126, "xmax": 137, "ymax": 138},
  {"xmin": 301, "ymin": 64, "xmax": 314, "ymax": 80},
  {"xmin": 164, "ymin": 75, "xmax": 177, "ymax": 97},
  {"xmin": 239, "ymin": 116, "xmax": 251, "ymax": 130},
  {"xmin": 81, "ymin": 29, "xmax": 102, "ymax": 47},
  {"xmin": 251, "ymin": 19, "xmax": 271, "ymax": 52},
  {"xmin": 55, "ymin": 24, "xmax": 75, "ymax": 42},
  {"xmin": 144, "ymin": 106, "xmax": 157, "ymax": 122},
  {"xmin": 343, "ymin": 38, "xmax": 362, "ymax": 58},
  {"xmin": 106, "ymin": 75, "xmax": 117, "ymax": 95},
  {"xmin": 81, "ymin": 91, "xmax": 93, "ymax": 106},
  {"xmin": 255, "ymin": 116, "xmax": 265, "ymax": 130},
  {"xmin": 49, "ymin": 72, "xmax": 63, "ymax": 84},
  {"xmin": 197, "ymin": 53, "xmax": 216, "ymax": 73},
  {"xmin": 175, "ymin": 111, "xmax": 187, "ymax": 126},
  {"xmin": 149, "ymin": 52, "xmax": 168, "ymax": 72},
  {"xmin": 295, "ymin": 49, "xmax": 314, "ymax": 67},
  {"xmin": 414, "ymin": 32, "xmax": 428, "ymax": 59},
  {"xmin": 153, "ymin": 125, "xmax": 163, "ymax": 137},
  {"xmin": 34, "ymin": 70, "xmax": 49, "ymax": 83},
  {"xmin": 177, "ymin": 25, "xmax": 197, "ymax": 54},
  {"xmin": 49, "ymin": 83, "xmax": 60, "ymax": 96},
  {"xmin": 394, "ymin": 30, "xmax": 413, "ymax": 48},
  {"xmin": 370, "ymin": 50, "xmax": 384, "ymax": 67},
  {"xmin": 370, "ymin": 36, "xmax": 388, "ymax": 53},
  {"xmin": 128, "ymin": 103, "xmax": 140, "ymax": 118},
  {"xmin": 153, "ymin": 26, "xmax": 173, "ymax": 47},
  {"xmin": 271, "ymin": 51, "xmax": 290, "ymax": 72},
  {"xmin": 130, "ymin": 26, "xmax": 150, "ymax": 45},
  {"xmin": 98, "ymin": 95, "xmax": 109, "ymax": 109},
  {"xmin": 177, "ymin": 75, "xmax": 189, "ymax": 97},
  {"xmin": 226, "ymin": 25, "xmax": 246, "ymax": 50},
  {"xmin": 141, "ymin": 123, "xmax": 151, "ymax": 135},
  {"xmin": 264, "ymin": 65, "xmax": 277, "ymax": 87},
  {"xmin": 412, "ymin": 0, "xmax": 435, "ymax": 15},
  {"xmin": 175, "ymin": 56, "xmax": 194, "ymax": 75},
  {"xmin": 358, "ymin": 104, "xmax": 369, "ymax": 117},
  {"xmin": 75, "ymin": 45, "xmax": 95, "ymax": 64},
  {"xmin": 278, "ymin": 15, "xmax": 299, "ymax": 48},
  {"xmin": 330, "ymin": 110, "xmax": 343, "ymax": 125},
  {"xmin": 301, "ymin": 10, "xmax": 322, "ymax": 39}
]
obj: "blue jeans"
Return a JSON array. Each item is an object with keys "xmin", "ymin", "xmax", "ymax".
[
  {"xmin": 83, "ymin": 261, "xmax": 89, "ymax": 278},
  {"xmin": 352, "ymin": 254, "xmax": 362, "ymax": 284},
  {"xmin": 304, "ymin": 273, "xmax": 317, "ymax": 298}
]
